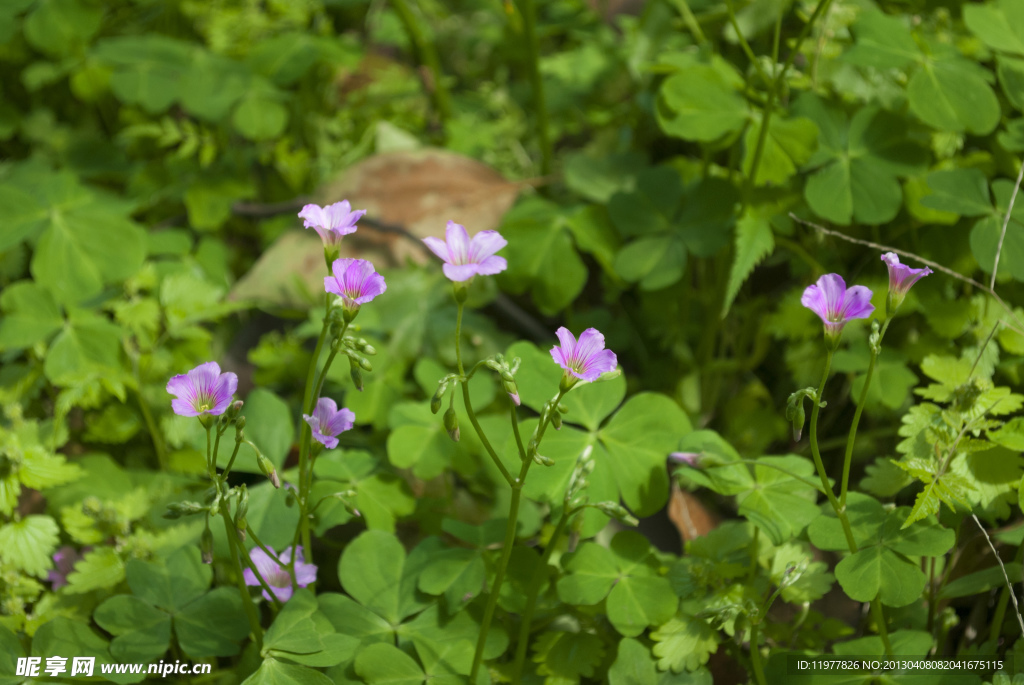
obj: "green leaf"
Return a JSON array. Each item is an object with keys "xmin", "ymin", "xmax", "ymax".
[
  {"xmin": 998, "ymin": 55, "xmax": 1024, "ymax": 110},
  {"xmin": 907, "ymin": 52, "xmax": 1001, "ymax": 134},
  {"xmin": 23, "ymin": 0, "xmax": 101, "ymax": 58},
  {"xmin": 835, "ymin": 545, "xmax": 924, "ymax": 607},
  {"xmin": 355, "ymin": 643, "xmax": 425, "ymax": 685},
  {"xmin": 0, "ymin": 281, "xmax": 63, "ymax": 350},
  {"xmin": 797, "ymin": 97, "xmax": 927, "ymax": 226},
  {"xmin": 533, "ymin": 631, "xmax": 605, "ymax": 681},
  {"xmin": 93, "ymin": 36, "xmax": 193, "ymax": 113},
  {"xmin": 338, "ymin": 530, "xmax": 427, "ymax": 624},
  {"xmin": 356, "ymin": 474, "xmax": 416, "ymax": 533},
  {"xmin": 609, "ymin": 637, "xmax": 658, "ymax": 685},
  {"xmin": 563, "ymin": 151, "xmax": 646, "ymax": 203},
  {"xmin": 263, "ymin": 590, "xmax": 325, "ymax": 657},
  {"xmin": 860, "ymin": 457, "xmax": 913, "ymax": 498},
  {"xmin": 650, "ymin": 612, "xmax": 719, "ymax": 673},
  {"xmin": 742, "ymin": 114, "xmax": 818, "ymax": 187},
  {"xmin": 598, "ymin": 393, "xmax": 693, "ymax": 517},
  {"xmin": 417, "ymin": 548, "xmax": 485, "ymax": 613},
  {"xmin": 615, "ymin": 234, "xmax": 686, "ymax": 290},
  {"xmin": 31, "ymin": 617, "xmax": 109, "ymax": 665},
  {"xmin": 93, "ymin": 595, "xmax": 172, "ymax": 663},
  {"xmin": 770, "ymin": 542, "xmax": 835, "ymax": 604},
  {"xmin": 317, "ymin": 593, "xmax": 393, "ymax": 647},
  {"xmin": 723, "ymin": 209, "xmax": 774, "ymax": 315},
  {"xmin": 233, "ymin": 94, "xmax": 289, "ymax": 141},
  {"xmin": 175, "ymin": 587, "xmax": 250, "ymax": 658},
  {"xmin": 180, "ymin": 53, "xmax": 251, "ymax": 121},
  {"xmin": 43, "ymin": 311, "xmax": 124, "ymax": 387},
  {"xmin": 234, "ymin": 389, "xmax": 294, "ymax": 471},
  {"xmin": 557, "ymin": 542, "xmax": 619, "ymax": 605},
  {"xmin": 808, "ymin": 493, "xmax": 887, "ymax": 551},
  {"xmin": 735, "ymin": 455, "xmax": 820, "ymax": 545},
  {"xmin": 65, "ymin": 546, "xmax": 125, "ymax": 594},
  {"xmin": 0, "ymin": 515, "xmax": 59, "ymax": 578},
  {"xmin": 248, "ymin": 33, "xmax": 322, "ymax": 86},
  {"xmin": 920, "ymin": 168, "xmax": 993, "ymax": 216},
  {"xmin": 940, "ymin": 562, "xmax": 1023, "ymax": 599},
  {"xmin": 965, "ymin": 1, "xmax": 1024, "ymax": 55},
  {"xmin": 127, "ymin": 547, "xmax": 210, "ymax": 613},
  {"xmin": 657, "ymin": 65, "xmax": 749, "ymax": 142},
  {"xmin": 844, "ymin": 10, "xmax": 919, "ymax": 70},
  {"xmin": 242, "ymin": 657, "xmax": 335, "ymax": 685},
  {"xmin": 893, "ymin": 458, "xmax": 972, "ymax": 526},
  {"xmin": 498, "ymin": 199, "xmax": 588, "ymax": 315},
  {"xmin": 971, "ymin": 180, "xmax": 1024, "ymax": 282}
]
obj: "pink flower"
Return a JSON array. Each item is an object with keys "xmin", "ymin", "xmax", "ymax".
[
  {"xmin": 550, "ymin": 327, "xmax": 618, "ymax": 383},
  {"xmin": 303, "ymin": 398, "xmax": 355, "ymax": 450},
  {"xmin": 423, "ymin": 221, "xmax": 507, "ymax": 282},
  {"xmin": 299, "ymin": 201, "xmax": 365, "ymax": 247},
  {"xmin": 881, "ymin": 252, "xmax": 931, "ymax": 314},
  {"xmin": 48, "ymin": 546, "xmax": 87, "ymax": 589},
  {"xmin": 166, "ymin": 362, "xmax": 238, "ymax": 418},
  {"xmin": 800, "ymin": 274, "xmax": 874, "ymax": 346},
  {"xmin": 324, "ymin": 258, "xmax": 387, "ymax": 312},
  {"xmin": 243, "ymin": 546, "xmax": 317, "ymax": 602}
]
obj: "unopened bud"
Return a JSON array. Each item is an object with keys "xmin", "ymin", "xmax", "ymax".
[
  {"xmin": 551, "ymin": 412, "xmax": 562, "ymax": 430},
  {"xmin": 595, "ymin": 501, "xmax": 639, "ymax": 526},
  {"xmin": 331, "ymin": 336, "xmax": 344, "ymax": 353},
  {"xmin": 500, "ymin": 369, "xmax": 515, "ymax": 383},
  {"xmin": 502, "ymin": 379, "xmax": 520, "ymax": 406},
  {"xmin": 200, "ymin": 526, "xmax": 214, "ymax": 564},
  {"xmin": 163, "ymin": 501, "xmax": 206, "ymax": 519},
  {"xmin": 227, "ymin": 400, "xmax": 244, "ymax": 421},
  {"xmin": 443, "ymin": 407, "xmax": 460, "ymax": 442},
  {"xmin": 532, "ymin": 453, "xmax": 554, "ymax": 467},
  {"xmin": 358, "ymin": 356, "xmax": 372, "ymax": 372},
  {"xmin": 431, "ymin": 382, "xmax": 447, "ymax": 414},
  {"xmin": 235, "ymin": 485, "xmax": 249, "ymax": 533},
  {"xmin": 363, "ymin": 344, "xmax": 376, "ymax": 356},
  {"xmin": 557, "ymin": 404, "xmax": 568, "ymax": 414},
  {"xmin": 257, "ymin": 452, "xmax": 280, "ymax": 489},
  {"xmin": 350, "ymin": 365, "xmax": 364, "ymax": 391}
]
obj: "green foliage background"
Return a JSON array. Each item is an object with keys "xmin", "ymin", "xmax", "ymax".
[{"xmin": 4, "ymin": 0, "xmax": 1024, "ymax": 682}]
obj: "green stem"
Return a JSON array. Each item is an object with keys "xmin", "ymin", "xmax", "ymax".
[
  {"xmin": 223, "ymin": 439, "xmax": 243, "ymax": 478},
  {"xmin": 840, "ymin": 319, "xmax": 889, "ymax": 507},
  {"xmin": 511, "ymin": 510, "xmax": 572, "ymax": 682},
  {"xmin": 666, "ymin": 0, "xmax": 707, "ymax": 45},
  {"xmin": 456, "ymin": 301, "xmax": 514, "ymax": 485},
  {"xmin": 517, "ymin": 0, "xmax": 552, "ymax": 175},
  {"xmin": 749, "ymin": 621, "xmax": 768, "ymax": 685},
  {"xmin": 135, "ymin": 385, "xmax": 168, "ymax": 471},
  {"xmin": 807, "ymin": 349, "xmax": 892, "ymax": 656},
  {"xmin": 471, "ymin": 457, "xmax": 531, "ymax": 680},
  {"xmin": 220, "ymin": 502, "xmax": 264, "ymax": 651},
  {"xmin": 391, "ymin": 0, "xmax": 452, "ymax": 126}
]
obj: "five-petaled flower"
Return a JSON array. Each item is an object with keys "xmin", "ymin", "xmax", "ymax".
[
  {"xmin": 881, "ymin": 252, "xmax": 932, "ymax": 316},
  {"xmin": 550, "ymin": 327, "xmax": 618, "ymax": 386},
  {"xmin": 324, "ymin": 258, "xmax": 387, "ymax": 316},
  {"xmin": 801, "ymin": 274, "xmax": 874, "ymax": 348},
  {"xmin": 299, "ymin": 201, "xmax": 365, "ymax": 248},
  {"xmin": 166, "ymin": 362, "xmax": 238, "ymax": 417},
  {"xmin": 303, "ymin": 398, "xmax": 355, "ymax": 450},
  {"xmin": 423, "ymin": 221, "xmax": 507, "ymax": 282},
  {"xmin": 243, "ymin": 545, "xmax": 317, "ymax": 603}
]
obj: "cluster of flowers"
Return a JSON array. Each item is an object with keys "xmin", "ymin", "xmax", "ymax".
[{"xmin": 157, "ymin": 202, "xmax": 619, "ymax": 602}]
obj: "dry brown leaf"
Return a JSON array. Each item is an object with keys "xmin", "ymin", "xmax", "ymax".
[
  {"xmin": 667, "ymin": 481, "xmax": 718, "ymax": 545},
  {"xmin": 317, "ymin": 149, "xmax": 524, "ymax": 265}
]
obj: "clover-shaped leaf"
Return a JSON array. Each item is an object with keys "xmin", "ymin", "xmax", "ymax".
[{"xmin": 556, "ymin": 531, "xmax": 676, "ymax": 637}]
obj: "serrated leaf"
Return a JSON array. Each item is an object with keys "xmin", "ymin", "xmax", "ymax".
[
  {"xmin": 650, "ymin": 612, "xmax": 718, "ymax": 673},
  {"xmin": 64, "ymin": 546, "xmax": 125, "ymax": 593},
  {"xmin": 0, "ymin": 515, "xmax": 60, "ymax": 578},
  {"xmin": 893, "ymin": 458, "xmax": 972, "ymax": 527},
  {"xmin": 723, "ymin": 209, "xmax": 774, "ymax": 315}
]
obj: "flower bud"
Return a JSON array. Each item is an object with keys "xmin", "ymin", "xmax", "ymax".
[
  {"xmin": 500, "ymin": 369, "xmax": 515, "ymax": 383},
  {"xmin": 430, "ymin": 384, "xmax": 446, "ymax": 414},
  {"xmin": 358, "ymin": 356, "xmax": 373, "ymax": 372},
  {"xmin": 331, "ymin": 336, "xmax": 344, "ymax": 353},
  {"xmin": 502, "ymin": 379, "xmax": 520, "ymax": 406},
  {"xmin": 595, "ymin": 501, "xmax": 639, "ymax": 527},
  {"xmin": 163, "ymin": 501, "xmax": 207, "ymax": 519},
  {"xmin": 257, "ymin": 452, "xmax": 280, "ymax": 489},
  {"xmin": 226, "ymin": 400, "xmax": 244, "ymax": 421},
  {"xmin": 362, "ymin": 344, "xmax": 376, "ymax": 356},
  {"xmin": 557, "ymin": 404, "xmax": 568, "ymax": 414},
  {"xmin": 532, "ymin": 453, "xmax": 554, "ymax": 467},
  {"xmin": 234, "ymin": 485, "xmax": 249, "ymax": 534},
  {"xmin": 551, "ymin": 411, "xmax": 562, "ymax": 430},
  {"xmin": 200, "ymin": 525, "xmax": 214, "ymax": 564},
  {"xmin": 443, "ymin": 407, "xmax": 460, "ymax": 442},
  {"xmin": 350, "ymin": 365, "xmax": 364, "ymax": 391}
]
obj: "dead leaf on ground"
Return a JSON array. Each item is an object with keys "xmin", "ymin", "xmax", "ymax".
[
  {"xmin": 668, "ymin": 481, "xmax": 719, "ymax": 545},
  {"xmin": 317, "ymin": 149, "xmax": 524, "ymax": 265}
]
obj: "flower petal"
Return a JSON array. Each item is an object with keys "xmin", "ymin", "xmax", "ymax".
[
  {"xmin": 171, "ymin": 398, "xmax": 201, "ymax": 417},
  {"xmin": 474, "ymin": 255, "xmax": 507, "ymax": 276},
  {"xmin": 580, "ymin": 348, "xmax": 617, "ymax": 381},
  {"xmin": 468, "ymin": 230, "xmax": 507, "ymax": 262},
  {"xmin": 573, "ymin": 328, "xmax": 606, "ymax": 367},
  {"xmin": 295, "ymin": 562, "xmax": 318, "ymax": 587},
  {"xmin": 423, "ymin": 236, "xmax": 450, "ymax": 262},
  {"xmin": 442, "ymin": 263, "xmax": 479, "ymax": 282},
  {"xmin": 445, "ymin": 221, "xmax": 471, "ymax": 264},
  {"xmin": 209, "ymin": 372, "xmax": 238, "ymax": 415},
  {"xmin": 325, "ymin": 407, "xmax": 355, "ymax": 436},
  {"xmin": 841, "ymin": 285, "xmax": 875, "ymax": 320},
  {"xmin": 554, "ymin": 327, "xmax": 577, "ymax": 359},
  {"xmin": 298, "ymin": 204, "xmax": 326, "ymax": 229},
  {"xmin": 800, "ymin": 284, "xmax": 829, "ymax": 323}
]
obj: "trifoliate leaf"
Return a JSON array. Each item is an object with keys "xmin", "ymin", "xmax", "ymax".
[{"xmin": 533, "ymin": 631, "xmax": 605, "ymax": 681}]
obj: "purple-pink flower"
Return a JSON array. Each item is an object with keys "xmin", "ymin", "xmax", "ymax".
[
  {"xmin": 423, "ymin": 221, "xmax": 507, "ymax": 282},
  {"xmin": 243, "ymin": 545, "xmax": 316, "ymax": 603},
  {"xmin": 166, "ymin": 362, "xmax": 238, "ymax": 417},
  {"xmin": 48, "ymin": 546, "xmax": 86, "ymax": 589},
  {"xmin": 881, "ymin": 252, "xmax": 932, "ymax": 314},
  {"xmin": 669, "ymin": 452, "xmax": 701, "ymax": 467},
  {"xmin": 303, "ymin": 398, "xmax": 355, "ymax": 450},
  {"xmin": 550, "ymin": 327, "xmax": 618, "ymax": 384},
  {"xmin": 299, "ymin": 201, "xmax": 365, "ymax": 247},
  {"xmin": 324, "ymin": 258, "xmax": 387, "ymax": 310},
  {"xmin": 800, "ymin": 274, "xmax": 874, "ymax": 345}
]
